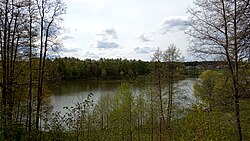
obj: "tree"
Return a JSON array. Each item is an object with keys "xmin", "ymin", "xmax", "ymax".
[
  {"xmin": 194, "ymin": 70, "xmax": 237, "ymax": 112},
  {"xmin": 0, "ymin": 0, "xmax": 27, "ymax": 139},
  {"xmin": 151, "ymin": 47, "xmax": 165, "ymax": 141},
  {"xmin": 194, "ymin": 70, "xmax": 221, "ymax": 110},
  {"xmin": 187, "ymin": 0, "xmax": 250, "ymax": 140},
  {"xmin": 0, "ymin": 0, "xmax": 66, "ymax": 140},
  {"xmin": 148, "ymin": 46, "xmax": 183, "ymax": 141},
  {"xmin": 109, "ymin": 82, "xmax": 133, "ymax": 141},
  {"xmin": 162, "ymin": 44, "xmax": 182, "ymax": 140},
  {"xmin": 27, "ymin": 0, "xmax": 37, "ymax": 132},
  {"xmin": 35, "ymin": 0, "xmax": 66, "ymax": 131}
]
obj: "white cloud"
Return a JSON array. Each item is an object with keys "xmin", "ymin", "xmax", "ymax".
[
  {"xmin": 161, "ymin": 16, "xmax": 189, "ymax": 34},
  {"xmin": 96, "ymin": 41, "xmax": 119, "ymax": 49},
  {"xmin": 92, "ymin": 28, "xmax": 120, "ymax": 49},
  {"xmin": 96, "ymin": 28, "xmax": 118, "ymax": 40},
  {"xmin": 104, "ymin": 28, "xmax": 117, "ymax": 39},
  {"xmin": 138, "ymin": 33, "xmax": 152, "ymax": 42},
  {"xmin": 134, "ymin": 46, "xmax": 156, "ymax": 54},
  {"xmin": 60, "ymin": 0, "xmax": 194, "ymax": 60},
  {"xmin": 60, "ymin": 47, "xmax": 78, "ymax": 53}
]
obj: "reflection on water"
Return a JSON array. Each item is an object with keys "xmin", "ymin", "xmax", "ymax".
[
  {"xmin": 50, "ymin": 79, "xmax": 197, "ymax": 113},
  {"xmin": 50, "ymin": 80, "xmax": 122, "ymax": 113}
]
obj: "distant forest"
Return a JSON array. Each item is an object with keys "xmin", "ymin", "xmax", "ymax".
[{"xmin": 54, "ymin": 57, "xmax": 225, "ymax": 80}]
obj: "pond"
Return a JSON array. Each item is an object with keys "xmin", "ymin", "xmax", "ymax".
[{"xmin": 50, "ymin": 78, "xmax": 197, "ymax": 113}]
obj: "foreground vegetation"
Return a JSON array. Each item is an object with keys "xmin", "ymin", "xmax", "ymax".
[
  {"xmin": 1, "ymin": 47, "xmax": 250, "ymax": 140},
  {"xmin": 4, "ymin": 73, "xmax": 249, "ymax": 140},
  {"xmin": 38, "ymin": 69, "xmax": 250, "ymax": 141},
  {"xmin": 1, "ymin": 0, "xmax": 250, "ymax": 140}
]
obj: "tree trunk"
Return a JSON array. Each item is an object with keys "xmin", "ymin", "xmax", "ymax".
[
  {"xmin": 233, "ymin": 1, "xmax": 242, "ymax": 140},
  {"xmin": 28, "ymin": 0, "xmax": 33, "ymax": 132},
  {"xmin": 150, "ymin": 84, "xmax": 154, "ymax": 141}
]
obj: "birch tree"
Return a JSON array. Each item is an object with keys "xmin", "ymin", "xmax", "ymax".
[
  {"xmin": 187, "ymin": 0, "xmax": 250, "ymax": 140},
  {"xmin": 35, "ymin": 0, "xmax": 66, "ymax": 130},
  {"xmin": 163, "ymin": 44, "xmax": 182, "ymax": 140},
  {"xmin": 151, "ymin": 48, "xmax": 165, "ymax": 141}
]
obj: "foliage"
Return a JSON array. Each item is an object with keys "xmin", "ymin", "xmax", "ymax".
[
  {"xmin": 175, "ymin": 105, "xmax": 236, "ymax": 141},
  {"xmin": 54, "ymin": 57, "xmax": 150, "ymax": 80},
  {"xmin": 0, "ymin": 0, "xmax": 250, "ymax": 140},
  {"xmin": 188, "ymin": 0, "xmax": 250, "ymax": 140},
  {"xmin": 0, "ymin": 0, "xmax": 66, "ymax": 140}
]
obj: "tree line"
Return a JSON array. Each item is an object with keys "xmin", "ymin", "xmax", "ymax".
[
  {"xmin": 54, "ymin": 57, "xmax": 150, "ymax": 80},
  {"xmin": 53, "ymin": 57, "xmax": 229, "ymax": 80}
]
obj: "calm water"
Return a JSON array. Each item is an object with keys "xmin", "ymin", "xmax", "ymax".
[
  {"xmin": 50, "ymin": 80, "xmax": 122, "ymax": 113},
  {"xmin": 50, "ymin": 79, "xmax": 196, "ymax": 113}
]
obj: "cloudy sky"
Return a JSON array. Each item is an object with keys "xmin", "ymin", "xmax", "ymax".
[{"xmin": 59, "ymin": 0, "xmax": 193, "ymax": 61}]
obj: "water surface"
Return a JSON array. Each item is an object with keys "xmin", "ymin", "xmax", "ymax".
[
  {"xmin": 50, "ymin": 79, "xmax": 197, "ymax": 113},
  {"xmin": 50, "ymin": 80, "xmax": 122, "ymax": 113}
]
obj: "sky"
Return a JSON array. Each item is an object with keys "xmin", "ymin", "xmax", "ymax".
[{"xmin": 58, "ymin": 0, "xmax": 194, "ymax": 61}]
